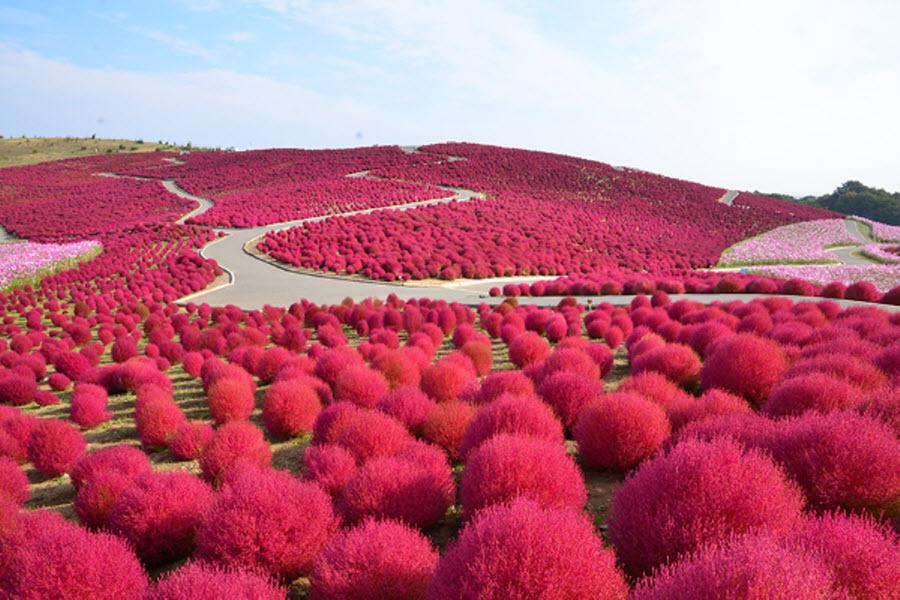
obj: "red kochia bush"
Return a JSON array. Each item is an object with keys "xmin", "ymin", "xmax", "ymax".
[
  {"xmin": 199, "ymin": 421, "xmax": 272, "ymax": 484},
  {"xmin": 262, "ymin": 379, "xmax": 322, "ymax": 438},
  {"xmin": 195, "ymin": 464, "xmax": 338, "ymax": 581},
  {"xmin": 27, "ymin": 418, "xmax": 86, "ymax": 477},
  {"xmin": 108, "ymin": 471, "xmax": 214, "ymax": 566},
  {"xmin": 335, "ymin": 410, "xmax": 413, "ymax": 464},
  {"xmin": 309, "ymin": 518, "xmax": 438, "ymax": 600},
  {"xmin": 537, "ymin": 371, "xmax": 602, "ymax": 428},
  {"xmin": 460, "ymin": 434, "xmax": 585, "ymax": 516},
  {"xmin": 507, "ymin": 331, "xmax": 551, "ymax": 368},
  {"xmin": 459, "ymin": 394, "xmax": 564, "ymax": 459},
  {"xmin": 0, "ymin": 456, "xmax": 28, "ymax": 505},
  {"xmin": 786, "ymin": 512, "xmax": 900, "ymax": 599},
  {"xmin": 74, "ymin": 470, "xmax": 132, "ymax": 529},
  {"xmin": 700, "ymin": 333, "xmax": 788, "ymax": 405},
  {"xmin": 540, "ymin": 347, "xmax": 601, "ymax": 382},
  {"xmin": 302, "ymin": 444, "xmax": 358, "ymax": 497},
  {"xmin": 311, "ymin": 401, "xmax": 359, "ymax": 445},
  {"xmin": 134, "ymin": 384, "xmax": 186, "ymax": 449},
  {"xmin": 206, "ymin": 376, "xmax": 255, "ymax": 424},
  {"xmin": 69, "ymin": 382, "xmax": 112, "ymax": 429},
  {"xmin": 786, "ymin": 354, "xmax": 888, "ymax": 392},
  {"xmin": 377, "ymin": 385, "xmax": 436, "ymax": 432},
  {"xmin": 607, "ymin": 438, "xmax": 805, "ymax": 576},
  {"xmin": 168, "ymin": 420, "xmax": 214, "ymax": 461},
  {"xmin": 420, "ymin": 358, "xmax": 476, "ymax": 404},
  {"xmin": 340, "ymin": 443, "xmax": 454, "ymax": 529},
  {"xmin": 428, "ymin": 497, "xmax": 627, "ymax": 600},
  {"xmin": 69, "ymin": 444, "xmax": 152, "ymax": 491},
  {"xmin": 334, "ymin": 365, "xmax": 390, "ymax": 408},
  {"xmin": 768, "ymin": 411, "xmax": 900, "ymax": 514},
  {"xmin": 0, "ymin": 512, "xmax": 148, "ymax": 600},
  {"xmin": 0, "ymin": 375, "xmax": 37, "ymax": 406},
  {"xmin": 617, "ymin": 372, "xmax": 692, "ymax": 410},
  {"xmin": 631, "ymin": 344, "xmax": 702, "ymax": 388},
  {"xmin": 762, "ymin": 373, "xmax": 865, "ymax": 418},
  {"xmin": 575, "ymin": 392, "xmax": 671, "ymax": 471},
  {"xmin": 666, "ymin": 388, "xmax": 753, "ymax": 431},
  {"xmin": 475, "ymin": 370, "xmax": 535, "ymax": 404},
  {"xmin": 421, "ymin": 401, "xmax": 476, "ymax": 460},
  {"xmin": 149, "ymin": 562, "xmax": 285, "ymax": 600},
  {"xmin": 630, "ymin": 534, "xmax": 838, "ymax": 600}
]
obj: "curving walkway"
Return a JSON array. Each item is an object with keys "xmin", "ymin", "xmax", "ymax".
[{"xmin": 718, "ymin": 190, "xmax": 740, "ymax": 206}]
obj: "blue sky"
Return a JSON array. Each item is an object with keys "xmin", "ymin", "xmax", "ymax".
[{"xmin": 1, "ymin": 0, "xmax": 898, "ymax": 196}]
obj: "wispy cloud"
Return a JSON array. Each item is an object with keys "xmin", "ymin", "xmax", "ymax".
[
  {"xmin": 223, "ymin": 31, "xmax": 254, "ymax": 43},
  {"xmin": 127, "ymin": 25, "xmax": 220, "ymax": 61}
]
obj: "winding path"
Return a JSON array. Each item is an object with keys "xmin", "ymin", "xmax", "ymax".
[
  {"xmin": 718, "ymin": 190, "xmax": 740, "ymax": 206},
  {"xmin": 103, "ymin": 155, "xmax": 897, "ymax": 311}
]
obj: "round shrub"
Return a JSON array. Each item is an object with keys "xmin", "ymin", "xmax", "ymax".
[
  {"xmin": 461, "ymin": 434, "xmax": 585, "ymax": 516},
  {"xmin": 314, "ymin": 347, "xmax": 364, "ymax": 387},
  {"xmin": 540, "ymin": 347, "xmax": 601, "ymax": 382},
  {"xmin": 195, "ymin": 463, "xmax": 338, "ymax": 581},
  {"xmin": 617, "ymin": 372, "xmax": 692, "ymax": 409},
  {"xmin": 787, "ymin": 511, "xmax": 900, "ymax": 599},
  {"xmin": 149, "ymin": 562, "xmax": 285, "ymax": 600},
  {"xmin": 206, "ymin": 376, "xmax": 255, "ymax": 424},
  {"xmin": 74, "ymin": 469, "xmax": 131, "ymax": 529},
  {"xmin": 108, "ymin": 471, "xmax": 214, "ymax": 566},
  {"xmin": 199, "ymin": 421, "xmax": 272, "ymax": 484},
  {"xmin": 428, "ymin": 497, "xmax": 627, "ymax": 600},
  {"xmin": 0, "ymin": 375, "xmax": 37, "ymax": 406},
  {"xmin": 669, "ymin": 413, "xmax": 776, "ymax": 452},
  {"xmin": 69, "ymin": 444, "xmax": 151, "ymax": 491},
  {"xmin": 262, "ymin": 379, "xmax": 322, "ymax": 438},
  {"xmin": 335, "ymin": 410, "xmax": 413, "ymax": 464},
  {"xmin": 507, "ymin": 331, "xmax": 551, "ymax": 368},
  {"xmin": 607, "ymin": 438, "xmax": 805, "ymax": 576},
  {"xmin": 632, "ymin": 344, "xmax": 702, "ymax": 388},
  {"xmin": 700, "ymin": 333, "xmax": 788, "ymax": 405},
  {"xmin": 420, "ymin": 359, "xmax": 476, "ymax": 404},
  {"xmin": 421, "ymin": 401, "xmax": 476, "ymax": 460},
  {"xmin": 311, "ymin": 401, "xmax": 359, "ymax": 445},
  {"xmin": 786, "ymin": 354, "xmax": 888, "ymax": 392},
  {"xmin": 667, "ymin": 388, "xmax": 753, "ymax": 431},
  {"xmin": 309, "ymin": 518, "xmax": 438, "ymax": 600},
  {"xmin": 27, "ymin": 418, "xmax": 86, "ymax": 477},
  {"xmin": 0, "ymin": 512, "xmax": 148, "ymax": 600},
  {"xmin": 334, "ymin": 365, "xmax": 390, "ymax": 408},
  {"xmin": 48, "ymin": 372, "xmax": 71, "ymax": 392},
  {"xmin": 575, "ymin": 392, "xmax": 671, "ymax": 471},
  {"xmin": 372, "ymin": 349, "xmax": 421, "ymax": 389},
  {"xmin": 537, "ymin": 371, "xmax": 602, "ymax": 428},
  {"xmin": 762, "ymin": 373, "xmax": 865, "ymax": 418},
  {"xmin": 340, "ymin": 448, "xmax": 454, "ymax": 529},
  {"xmin": 459, "ymin": 394, "xmax": 563, "ymax": 459},
  {"xmin": 301, "ymin": 443, "xmax": 357, "ymax": 497},
  {"xmin": 69, "ymin": 382, "xmax": 112, "ymax": 429},
  {"xmin": 377, "ymin": 386, "xmax": 436, "ymax": 432},
  {"xmin": 0, "ymin": 456, "xmax": 28, "ymax": 505},
  {"xmin": 476, "ymin": 370, "xmax": 535, "ymax": 404},
  {"xmin": 768, "ymin": 411, "xmax": 900, "ymax": 514},
  {"xmin": 134, "ymin": 385, "xmax": 187, "ymax": 449},
  {"xmin": 630, "ymin": 534, "xmax": 837, "ymax": 600},
  {"xmin": 168, "ymin": 420, "xmax": 214, "ymax": 461}
]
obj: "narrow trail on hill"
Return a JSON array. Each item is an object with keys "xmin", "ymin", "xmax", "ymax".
[
  {"xmin": 718, "ymin": 190, "xmax": 740, "ymax": 206},
  {"xmin": 104, "ymin": 155, "xmax": 897, "ymax": 311},
  {"xmin": 827, "ymin": 219, "xmax": 881, "ymax": 266}
]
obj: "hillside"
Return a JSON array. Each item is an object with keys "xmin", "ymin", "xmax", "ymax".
[{"xmin": 0, "ymin": 136, "xmax": 194, "ymax": 168}]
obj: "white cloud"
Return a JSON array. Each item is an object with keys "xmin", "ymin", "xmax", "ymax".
[{"xmin": 223, "ymin": 31, "xmax": 254, "ymax": 43}]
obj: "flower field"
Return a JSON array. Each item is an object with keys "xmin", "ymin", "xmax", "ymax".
[
  {"xmin": 718, "ymin": 219, "xmax": 856, "ymax": 266},
  {"xmin": 0, "ymin": 240, "xmax": 100, "ymax": 290},
  {"xmin": 854, "ymin": 216, "xmax": 900, "ymax": 242},
  {"xmin": 0, "ymin": 142, "xmax": 898, "ymax": 598}
]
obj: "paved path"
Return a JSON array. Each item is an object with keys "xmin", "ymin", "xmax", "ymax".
[
  {"xmin": 718, "ymin": 190, "xmax": 740, "ymax": 206},
  {"xmin": 824, "ymin": 219, "xmax": 880, "ymax": 266}
]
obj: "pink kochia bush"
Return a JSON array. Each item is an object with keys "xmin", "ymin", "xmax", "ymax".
[
  {"xmin": 69, "ymin": 382, "xmax": 112, "ymax": 429},
  {"xmin": 421, "ymin": 401, "xmax": 476, "ymax": 460},
  {"xmin": 195, "ymin": 463, "xmax": 338, "ymax": 581},
  {"xmin": 340, "ymin": 442, "xmax": 455, "ymax": 529},
  {"xmin": 537, "ymin": 371, "xmax": 602, "ymax": 429},
  {"xmin": 301, "ymin": 444, "xmax": 358, "ymax": 497},
  {"xmin": 107, "ymin": 471, "xmax": 214, "ymax": 566},
  {"xmin": 762, "ymin": 373, "xmax": 865, "ymax": 418},
  {"xmin": 768, "ymin": 411, "xmax": 900, "ymax": 514},
  {"xmin": 460, "ymin": 434, "xmax": 586, "ymax": 516},
  {"xmin": 0, "ymin": 510, "xmax": 148, "ymax": 600},
  {"xmin": 574, "ymin": 392, "xmax": 671, "ymax": 471},
  {"xmin": 199, "ymin": 421, "xmax": 272, "ymax": 484},
  {"xmin": 631, "ymin": 344, "xmax": 702, "ymax": 389},
  {"xmin": 0, "ymin": 455, "xmax": 28, "ymax": 505},
  {"xmin": 69, "ymin": 444, "xmax": 152, "ymax": 491},
  {"xmin": 459, "ymin": 394, "xmax": 564, "ymax": 459},
  {"xmin": 630, "ymin": 534, "xmax": 838, "ymax": 600},
  {"xmin": 377, "ymin": 386, "xmax": 436, "ymax": 432},
  {"xmin": 262, "ymin": 379, "xmax": 322, "ymax": 438},
  {"xmin": 309, "ymin": 518, "xmax": 439, "ymax": 600},
  {"xmin": 206, "ymin": 375, "xmax": 256, "ymax": 424},
  {"xmin": 607, "ymin": 438, "xmax": 805, "ymax": 576},
  {"xmin": 26, "ymin": 418, "xmax": 86, "ymax": 477},
  {"xmin": 148, "ymin": 562, "xmax": 286, "ymax": 600},
  {"xmin": 168, "ymin": 420, "xmax": 214, "ymax": 461},
  {"xmin": 334, "ymin": 365, "xmax": 390, "ymax": 408},
  {"xmin": 428, "ymin": 498, "xmax": 628, "ymax": 600},
  {"xmin": 700, "ymin": 333, "xmax": 788, "ymax": 405}
]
